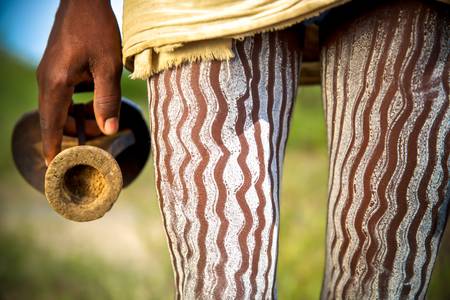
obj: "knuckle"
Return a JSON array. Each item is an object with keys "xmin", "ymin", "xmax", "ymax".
[
  {"xmin": 39, "ymin": 116, "xmax": 53, "ymax": 132},
  {"xmin": 47, "ymin": 69, "xmax": 72, "ymax": 88},
  {"xmin": 39, "ymin": 115, "xmax": 62, "ymax": 132},
  {"xmin": 95, "ymin": 96, "xmax": 120, "ymax": 116},
  {"xmin": 100, "ymin": 69, "xmax": 122, "ymax": 84},
  {"xmin": 95, "ymin": 95, "xmax": 120, "ymax": 109},
  {"xmin": 97, "ymin": 59, "xmax": 122, "ymax": 79},
  {"xmin": 36, "ymin": 61, "xmax": 73, "ymax": 90},
  {"xmin": 36, "ymin": 54, "xmax": 48, "ymax": 76}
]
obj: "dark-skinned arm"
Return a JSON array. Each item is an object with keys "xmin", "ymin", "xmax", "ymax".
[{"xmin": 36, "ymin": 0, "xmax": 122, "ymax": 165}]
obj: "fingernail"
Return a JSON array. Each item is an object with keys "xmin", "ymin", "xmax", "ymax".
[{"xmin": 104, "ymin": 117, "xmax": 118, "ymax": 135}]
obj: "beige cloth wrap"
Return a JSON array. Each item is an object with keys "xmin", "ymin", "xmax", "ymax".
[
  {"xmin": 122, "ymin": 0, "xmax": 349, "ymax": 79},
  {"xmin": 122, "ymin": 0, "xmax": 450, "ymax": 80}
]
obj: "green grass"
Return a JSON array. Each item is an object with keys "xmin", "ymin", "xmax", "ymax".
[
  {"xmin": 288, "ymin": 85, "xmax": 326, "ymax": 152},
  {"xmin": 0, "ymin": 230, "xmax": 162, "ymax": 300},
  {"xmin": 278, "ymin": 151, "xmax": 328, "ymax": 299}
]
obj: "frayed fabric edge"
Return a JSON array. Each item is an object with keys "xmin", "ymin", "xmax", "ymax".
[
  {"xmin": 126, "ymin": 0, "xmax": 351, "ymax": 80},
  {"xmin": 130, "ymin": 39, "xmax": 234, "ymax": 80}
]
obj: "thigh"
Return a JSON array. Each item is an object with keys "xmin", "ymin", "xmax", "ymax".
[
  {"xmin": 320, "ymin": 1, "xmax": 450, "ymax": 299},
  {"xmin": 147, "ymin": 29, "xmax": 302, "ymax": 299}
]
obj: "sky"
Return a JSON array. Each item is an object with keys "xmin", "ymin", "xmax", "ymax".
[{"xmin": 0, "ymin": 0, "xmax": 123, "ymax": 65}]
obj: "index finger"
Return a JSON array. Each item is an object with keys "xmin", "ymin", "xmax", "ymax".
[{"xmin": 38, "ymin": 75, "xmax": 74, "ymax": 165}]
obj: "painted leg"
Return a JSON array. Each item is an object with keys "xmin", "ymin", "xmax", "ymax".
[
  {"xmin": 320, "ymin": 1, "xmax": 450, "ymax": 299},
  {"xmin": 148, "ymin": 30, "xmax": 301, "ymax": 299}
]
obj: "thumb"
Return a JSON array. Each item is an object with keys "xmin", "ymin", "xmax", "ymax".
[{"xmin": 93, "ymin": 73, "xmax": 121, "ymax": 135}]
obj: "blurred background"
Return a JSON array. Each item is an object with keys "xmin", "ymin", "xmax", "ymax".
[{"xmin": 0, "ymin": 1, "xmax": 448, "ymax": 299}]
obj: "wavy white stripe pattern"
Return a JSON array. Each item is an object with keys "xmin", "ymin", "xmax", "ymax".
[
  {"xmin": 148, "ymin": 30, "xmax": 301, "ymax": 299},
  {"xmin": 321, "ymin": 2, "xmax": 450, "ymax": 299}
]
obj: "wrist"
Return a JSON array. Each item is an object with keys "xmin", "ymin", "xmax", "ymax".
[{"xmin": 59, "ymin": 0, "xmax": 112, "ymax": 12}]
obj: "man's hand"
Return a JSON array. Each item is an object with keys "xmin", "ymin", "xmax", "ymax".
[{"xmin": 36, "ymin": 0, "xmax": 122, "ymax": 165}]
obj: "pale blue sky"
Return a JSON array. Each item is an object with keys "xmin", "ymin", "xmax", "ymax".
[{"xmin": 0, "ymin": 0, "xmax": 123, "ymax": 65}]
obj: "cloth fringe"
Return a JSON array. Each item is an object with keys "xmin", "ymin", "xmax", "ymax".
[
  {"xmin": 124, "ymin": 0, "xmax": 450, "ymax": 80},
  {"xmin": 123, "ymin": 0, "xmax": 353, "ymax": 79},
  {"xmin": 130, "ymin": 39, "xmax": 233, "ymax": 80}
]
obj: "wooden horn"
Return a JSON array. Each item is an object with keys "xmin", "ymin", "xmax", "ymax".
[{"xmin": 44, "ymin": 130, "xmax": 135, "ymax": 222}]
